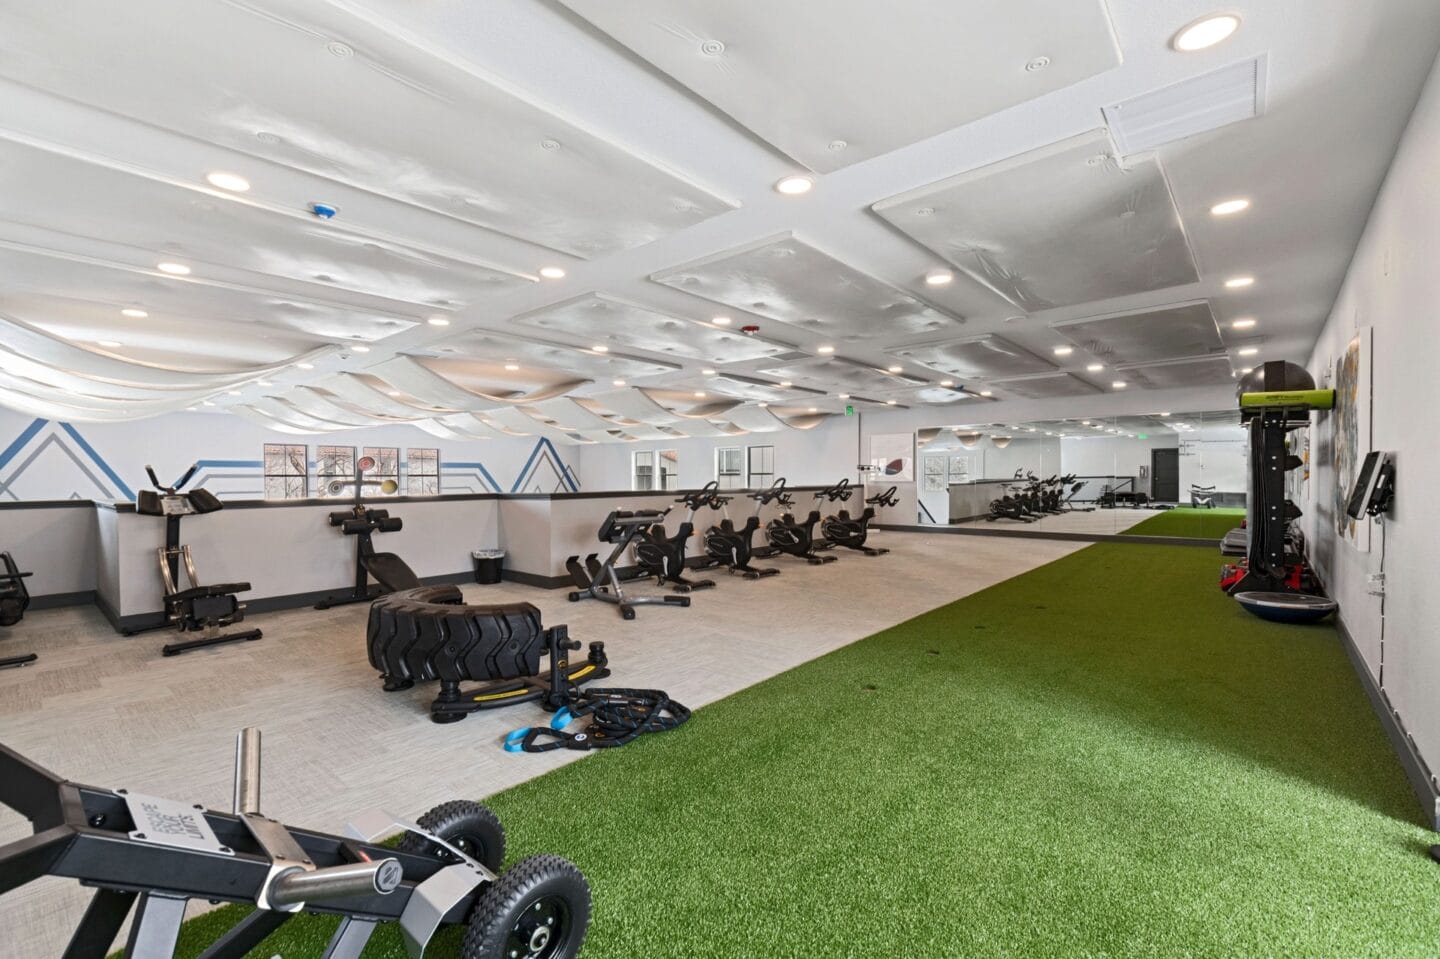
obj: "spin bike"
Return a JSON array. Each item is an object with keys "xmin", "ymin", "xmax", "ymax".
[
  {"xmin": 702, "ymin": 487, "xmax": 780, "ymax": 579},
  {"xmin": 817, "ymin": 481, "xmax": 897, "ymax": 556},
  {"xmin": 762, "ymin": 479, "xmax": 837, "ymax": 565},
  {"xmin": 632, "ymin": 487, "xmax": 716, "ymax": 592}
]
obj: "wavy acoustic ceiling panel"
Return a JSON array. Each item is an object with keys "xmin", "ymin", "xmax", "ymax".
[
  {"xmin": 990, "ymin": 372, "xmax": 1104, "ymax": 399},
  {"xmin": 872, "ymin": 130, "xmax": 1199, "ymax": 312},
  {"xmin": 1120, "ymin": 356, "xmax": 1238, "ymax": 389},
  {"xmin": 554, "ymin": 0, "xmax": 1121, "ymax": 172},
  {"xmin": 510, "ymin": 295, "xmax": 788, "ymax": 362},
  {"xmin": 448, "ymin": 332, "xmax": 681, "ymax": 381},
  {"xmin": 652, "ymin": 234, "xmax": 958, "ymax": 342},
  {"xmin": 889, "ymin": 335, "xmax": 1054, "ymax": 380},
  {"xmin": 1052, "ymin": 301, "xmax": 1222, "ymax": 365},
  {"xmin": 0, "ymin": 0, "xmax": 730, "ymax": 258},
  {"xmin": 755, "ymin": 357, "xmax": 926, "ymax": 394}
]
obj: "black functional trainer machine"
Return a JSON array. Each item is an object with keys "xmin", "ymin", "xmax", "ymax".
[
  {"xmin": 124, "ymin": 465, "xmax": 262, "ymax": 656},
  {"xmin": 0, "ymin": 727, "xmax": 592, "ymax": 959},
  {"xmin": 816, "ymin": 480, "xmax": 896, "ymax": 556},
  {"xmin": 0, "ymin": 551, "xmax": 36, "ymax": 669},
  {"xmin": 633, "ymin": 487, "xmax": 716, "ymax": 593},
  {"xmin": 316, "ymin": 455, "xmax": 421, "ymax": 610},
  {"xmin": 702, "ymin": 488, "xmax": 780, "ymax": 579},
  {"xmin": 763, "ymin": 478, "xmax": 838, "ymax": 565},
  {"xmin": 368, "ymin": 585, "xmax": 610, "ymax": 723},
  {"xmin": 567, "ymin": 508, "xmax": 691, "ymax": 619}
]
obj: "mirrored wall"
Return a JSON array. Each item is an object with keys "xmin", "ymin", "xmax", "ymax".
[{"xmin": 915, "ymin": 410, "xmax": 1248, "ymax": 539}]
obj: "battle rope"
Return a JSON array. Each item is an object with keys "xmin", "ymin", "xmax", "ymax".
[{"xmin": 505, "ymin": 687, "xmax": 690, "ymax": 752}]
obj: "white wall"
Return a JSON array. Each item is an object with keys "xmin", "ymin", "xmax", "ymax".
[
  {"xmin": 1304, "ymin": 47, "xmax": 1440, "ymax": 811},
  {"xmin": 573, "ymin": 415, "xmax": 862, "ymax": 492}
]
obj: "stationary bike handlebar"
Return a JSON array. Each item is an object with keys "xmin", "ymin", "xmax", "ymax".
[
  {"xmin": 814, "ymin": 479, "xmax": 853, "ymax": 502},
  {"xmin": 144, "ymin": 463, "xmax": 200, "ymax": 494},
  {"xmin": 677, "ymin": 480, "xmax": 720, "ymax": 510},
  {"xmin": 747, "ymin": 477, "xmax": 789, "ymax": 505},
  {"xmin": 866, "ymin": 486, "xmax": 899, "ymax": 507}
]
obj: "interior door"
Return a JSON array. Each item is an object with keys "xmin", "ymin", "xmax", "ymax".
[{"xmin": 1151, "ymin": 448, "xmax": 1180, "ymax": 503}]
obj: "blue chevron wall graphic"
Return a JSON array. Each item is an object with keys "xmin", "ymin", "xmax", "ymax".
[
  {"xmin": 0, "ymin": 418, "xmax": 134, "ymax": 501},
  {"xmin": 0, "ymin": 419, "xmax": 578, "ymax": 502}
]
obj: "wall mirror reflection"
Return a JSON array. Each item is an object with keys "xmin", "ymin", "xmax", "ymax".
[{"xmin": 915, "ymin": 410, "xmax": 1249, "ymax": 540}]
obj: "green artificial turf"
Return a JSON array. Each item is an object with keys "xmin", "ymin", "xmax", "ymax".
[
  {"xmin": 143, "ymin": 543, "xmax": 1438, "ymax": 958},
  {"xmin": 1125, "ymin": 506, "xmax": 1247, "ymax": 539}
]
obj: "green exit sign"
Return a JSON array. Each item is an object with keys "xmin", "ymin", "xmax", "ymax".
[{"xmin": 845, "ymin": 404, "xmax": 854, "ymax": 416}]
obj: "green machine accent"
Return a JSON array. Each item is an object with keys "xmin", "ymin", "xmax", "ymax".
[{"xmin": 1239, "ymin": 389, "xmax": 1335, "ymax": 409}]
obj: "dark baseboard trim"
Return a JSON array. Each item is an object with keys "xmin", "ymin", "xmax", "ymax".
[
  {"xmin": 1335, "ymin": 615, "xmax": 1440, "ymax": 830},
  {"xmin": 29, "ymin": 590, "xmax": 96, "ymax": 610},
  {"xmin": 502, "ymin": 569, "xmax": 572, "ymax": 590},
  {"xmin": 873, "ymin": 524, "xmax": 1219, "ymax": 548}
]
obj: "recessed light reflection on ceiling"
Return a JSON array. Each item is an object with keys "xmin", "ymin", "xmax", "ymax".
[
  {"xmin": 779, "ymin": 381, "xmax": 793, "ymax": 388},
  {"xmin": 156, "ymin": 262, "xmax": 191, "ymax": 275},
  {"xmin": 539, "ymin": 266, "xmax": 567, "ymax": 279},
  {"xmin": 504, "ymin": 363, "xmax": 521, "ymax": 371},
  {"xmin": 838, "ymin": 393, "xmax": 850, "ymax": 399},
  {"xmin": 979, "ymin": 390, "xmax": 993, "ymax": 397},
  {"xmin": 1232, "ymin": 318, "xmax": 1257, "ymax": 329},
  {"xmin": 612, "ymin": 379, "xmax": 626, "ymax": 387},
  {"xmin": 1238, "ymin": 346, "xmax": 1259, "ymax": 356},
  {"xmin": 206, "ymin": 172, "xmax": 251, "ymax": 192},
  {"xmin": 712, "ymin": 316, "xmax": 732, "ymax": 326},
  {"xmin": 817, "ymin": 345, "xmax": 835, "ymax": 354},
  {"xmin": 1053, "ymin": 346, "xmax": 1073, "ymax": 356},
  {"xmin": 702, "ymin": 368, "xmax": 716, "ymax": 375},
  {"xmin": 940, "ymin": 380, "xmax": 954, "ymax": 387},
  {"xmin": 592, "ymin": 344, "xmax": 609, "ymax": 353},
  {"xmin": 1086, "ymin": 363, "xmax": 1104, "ymax": 372},
  {"xmin": 774, "ymin": 175, "xmax": 814, "ymax": 196},
  {"xmin": 1172, "ymin": 13, "xmax": 1241, "ymax": 52},
  {"xmin": 808, "ymin": 407, "xmax": 819, "ymax": 413},
  {"xmin": 427, "ymin": 317, "xmax": 450, "ymax": 326},
  {"xmin": 121, "ymin": 308, "xmax": 148, "ymax": 318},
  {"xmin": 886, "ymin": 400, "xmax": 898, "ymax": 406},
  {"xmin": 1211, "ymin": 198, "xmax": 1250, "ymax": 216},
  {"xmin": 1224, "ymin": 276, "xmax": 1255, "ymax": 289},
  {"xmin": 887, "ymin": 365, "xmax": 903, "ymax": 373},
  {"xmin": 924, "ymin": 269, "xmax": 954, "ymax": 286},
  {"xmin": 694, "ymin": 391, "xmax": 707, "ymax": 398},
  {"xmin": 1159, "ymin": 412, "xmax": 1171, "ymax": 417},
  {"xmin": 1112, "ymin": 380, "xmax": 1128, "ymax": 389}
]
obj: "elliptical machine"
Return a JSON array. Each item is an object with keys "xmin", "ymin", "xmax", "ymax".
[
  {"xmin": 763, "ymin": 478, "xmax": 837, "ymax": 565},
  {"xmin": 703, "ymin": 487, "xmax": 780, "ymax": 579},
  {"xmin": 316, "ymin": 455, "xmax": 422, "ymax": 610},
  {"xmin": 124, "ymin": 465, "xmax": 262, "ymax": 656},
  {"xmin": 817, "ymin": 481, "xmax": 897, "ymax": 556},
  {"xmin": 633, "ymin": 487, "xmax": 717, "ymax": 592}
]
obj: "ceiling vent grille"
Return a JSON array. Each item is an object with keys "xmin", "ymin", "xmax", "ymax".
[{"xmin": 1104, "ymin": 55, "xmax": 1267, "ymax": 156}]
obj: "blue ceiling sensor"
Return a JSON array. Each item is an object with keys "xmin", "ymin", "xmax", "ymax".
[{"xmin": 310, "ymin": 203, "xmax": 338, "ymax": 219}]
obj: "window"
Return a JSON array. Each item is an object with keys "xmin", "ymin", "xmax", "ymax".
[
  {"xmin": 263, "ymin": 443, "xmax": 308, "ymax": 500},
  {"xmin": 362, "ymin": 447, "xmax": 399, "ymax": 496},
  {"xmin": 633, "ymin": 450, "xmax": 655, "ymax": 491},
  {"xmin": 658, "ymin": 450, "xmax": 680, "ymax": 491},
  {"xmin": 716, "ymin": 447, "xmax": 743, "ymax": 489},
  {"xmin": 407, "ymin": 448, "xmax": 440, "ymax": 496},
  {"xmin": 316, "ymin": 445, "xmax": 356, "ymax": 497},
  {"xmin": 747, "ymin": 445, "xmax": 775, "ymax": 488}
]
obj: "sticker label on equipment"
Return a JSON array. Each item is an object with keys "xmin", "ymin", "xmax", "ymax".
[{"xmin": 123, "ymin": 792, "xmax": 233, "ymax": 854}]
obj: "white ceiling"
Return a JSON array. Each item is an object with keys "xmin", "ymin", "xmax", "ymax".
[{"xmin": 0, "ymin": 0, "xmax": 1437, "ymax": 440}]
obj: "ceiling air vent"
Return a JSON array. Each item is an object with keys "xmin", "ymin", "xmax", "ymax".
[{"xmin": 1104, "ymin": 55, "xmax": 1267, "ymax": 156}]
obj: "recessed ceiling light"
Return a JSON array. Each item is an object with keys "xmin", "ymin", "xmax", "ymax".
[
  {"xmin": 1159, "ymin": 412, "xmax": 1171, "ymax": 417},
  {"xmin": 774, "ymin": 175, "xmax": 814, "ymax": 195},
  {"xmin": 808, "ymin": 407, "xmax": 818, "ymax": 413},
  {"xmin": 351, "ymin": 344, "xmax": 370, "ymax": 352},
  {"xmin": 779, "ymin": 381, "xmax": 793, "ymax": 388},
  {"xmin": 886, "ymin": 400, "xmax": 898, "ymax": 406},
  {"xmin": 1232, "ymin": 318, "xmax": 1257, "ymax": 329},
  {"xmin": 887, "ymin": 365, "xmax": 903, "ymax": 373},
  {"xmin": 979, "ymin": 390, "xmax": 993, "ymax": 397},
  {"xmin": 1240, "ymin": 367, "xmax": 1253, "ymax": 375},
  {"xmin": 206, "ymin": 171, "xmax": 250, "ymax": 192},
  {"xmin": 156, "ymin": 262, "xmax": 191, "ymax": 275},
  {"xmin": 427, "ymin": 316, "xmax": 450, "ymax": 326},
  {"xmin": 940, "ymin": 380, "xmax": 955, "ymax": 387},
  {"xmin": 817, "ymin": 345, "xmax": 835, "ymax": 354},
  {"xmin": 504, "ymin": 363, "xmax": 520, "ymax": 371},
  {"xmin": 1086, "ymin": 363, "xmax": 1104, "ymax": 372},
  {"xmin": 97, "ymin": 340, "xmax": 122, "ymax": 348},
  {"xmin": 186, "ymin": 407, "xmax": 198, "ymax": 412},
  {"xmin": 539, "ymin": 266, "xmax": 566, "ymax": 279},
  {"xmin": 712, "ymin": 316, "xmax": 732, "ymax": 326},
  {"xmin": 758, "ymin": 402, "xmax": 769, "ymax": 408},
  {"xmin": 1238, "ymin": 346, "xmax": 1259, "ymax": 356},
  {"xmin": 387, "ymin": 390, "xmax": 402, "ymax": 397},
  {"xmin": 924, "ymin": 269, "xmax": 954, "ymax": 286},
  {"xmin": 227, "ymin": 389, "xmax": 242, "ymax": 396},
  {"xmin": 121, "ymin": 308, "xmax": 148, "ymax": 318},
  {"xmin": 592, "ymin": 344, "xmax": 609, "ymax": 353},
  {"xmin": 257, "ymin": 380, "xmax": 272, "ymax": 387},
  {"xmin": 1112, "ymin": 381, "xmax": 1128, "ymax": 389},
  {"xmin": 1224, "ymin": 275, "xmax": 1255, "ymax": 289},
  {"xmin": 612, "ymin": 379, "xmax": 626, "ymax": 387},
  {"xmin": 1211, "ymin": 198, "xmax": 1250, "ymax": 216},
  {"xmin": 1172, "ymin": 13, "xmax": 1241, "ymax": 52},
  {"xmin": 694, "ymin": 391, "xmax": 707, "ymax": 398},
  {"xmin": 702, "ymin": 368, "xmax": 716, "ymax": 375},
  {"xmin": 202, "ymin": 400, "xmax": 216, "ymax": 407},
  {"xmin": 1081, "ymin": 420, "xmax": 1091, "ymax": 425},
  {"xmin": 1053, "ymin": 346, "xmax": 1074, "ymax": 356},
  {"xmin": 296, "ymin": 362, "xmax": 315, "ymax": 369},
  {"xmin": 838, "ymin": 393, "xmax": 850, "ymax": 399}
]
